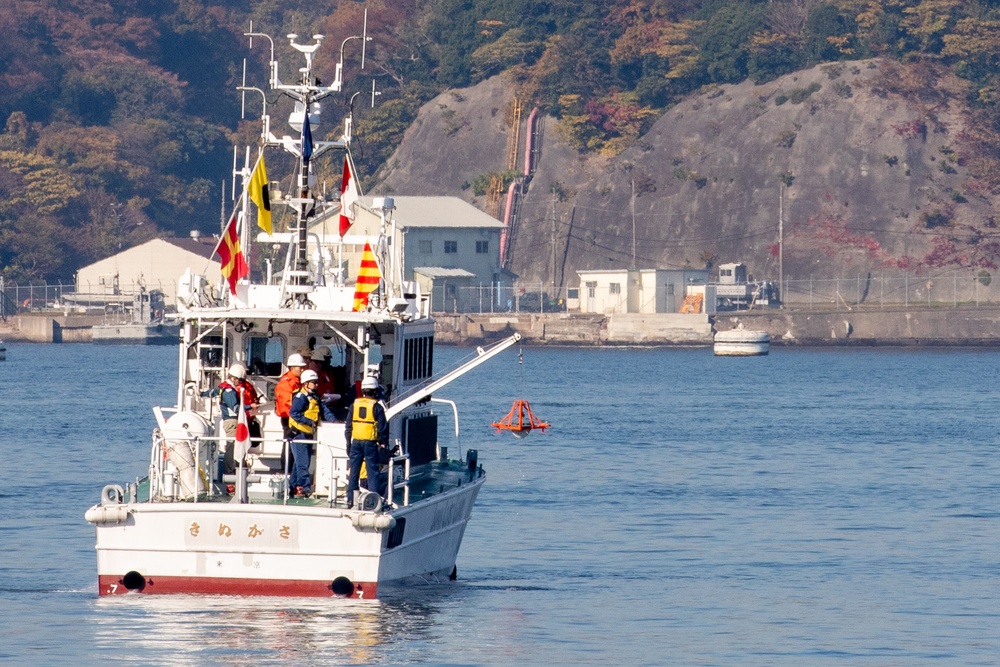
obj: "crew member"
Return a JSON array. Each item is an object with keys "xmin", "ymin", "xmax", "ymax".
[
  {"xmin": 287, "ymin": 369, "xmax": 336, "ymax": 497},
  {"xmin": 306, "ymin": 347, "xmax": 337, "ymax": 403},
  {"xmin": 275, "ymin": 353, "xmax": 307, "ymax": 437},
  {"xmin": 345, "ymin": 375, "xmax": 389, "ymax": 508},
  {"xmin": 218, "ymin": 363, "xmax": 261, "ymax": 474},
  {"xmin": 275, "ymin": 353, "xmax": 307, "ymax": 470}
]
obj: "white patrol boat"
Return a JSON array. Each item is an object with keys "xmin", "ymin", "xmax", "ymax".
[{"xmin": 84, "ymin": 22, "xmax": 518, "ymax": 599}]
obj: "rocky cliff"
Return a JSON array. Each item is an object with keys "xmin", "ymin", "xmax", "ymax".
[{"xmin": 376, "ymin": 60, "xmax": 998, "ymax": 291}]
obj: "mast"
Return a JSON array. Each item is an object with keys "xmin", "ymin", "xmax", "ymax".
[{"xmin": 241, "ymin": 20, "xmax": 371, "ymax": 305}]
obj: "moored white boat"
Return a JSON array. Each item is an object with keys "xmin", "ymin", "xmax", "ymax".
[
  {"xmin": 714, "ymin": 324, "xmax": 769, "ymax": 356},
  {"xmin": 85, "ymin": 22, "xmax": 518, "ymax": 599}
]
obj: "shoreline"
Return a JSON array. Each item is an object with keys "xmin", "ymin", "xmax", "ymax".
[
  {"xmin": 6, "ymin": 307, "xmax": 1000, "ymax": 347},
  {"xmin": 432, "ymin": 307, "xmax": 1000, "ymax": 347}
]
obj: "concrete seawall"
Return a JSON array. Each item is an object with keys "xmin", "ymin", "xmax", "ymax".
[
  {"xmin": 434, "ymin": 313, "xmax": 715, "ymax": 345},
  {"xmin": 5, "ymin": 314, "xmax": 104, "ymax": 343},
  {"xmin": 715, "ymin": 307, "xmax": 1000, "ymax": 346},
  {"xmin": 436, "ymin": 308, "xmax": 1000, "ymax": 346},
  {"xmin": 5, "ymin": 308, "xmax": 1000, "ymax": 346}
]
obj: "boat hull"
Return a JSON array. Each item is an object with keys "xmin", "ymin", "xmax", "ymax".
[
  {"xmin": 92, "ymin": 323, "xmax": 179, "ymax": 345},
  {"xmin": 91, "ymin": 477, "xmax": 483, "ymax": 598}
]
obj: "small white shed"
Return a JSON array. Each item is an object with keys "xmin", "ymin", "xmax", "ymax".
[{"xmin": 577, "ymin": 268, "xmax": 709, "ymax": 314}]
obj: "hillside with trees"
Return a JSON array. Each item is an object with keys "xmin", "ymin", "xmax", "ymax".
[{"xmin": 3, "ymin": 0, "xmax": 1000, "ymax": 288}]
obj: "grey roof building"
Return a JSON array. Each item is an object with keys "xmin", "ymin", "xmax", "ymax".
[{"xmin": 310, "ymin": 196, "xmax": 512, "ymax": 312}]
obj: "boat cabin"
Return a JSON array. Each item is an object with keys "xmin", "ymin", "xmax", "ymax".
[{"xmin": 166, "ymin": 310, "xmax": 443, "ymax": 504}]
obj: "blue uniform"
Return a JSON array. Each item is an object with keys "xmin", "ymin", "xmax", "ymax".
[
  {"xmin": 287, "ymin": 387, "xmax": 336, "ymax": 495},
  {"xmin": 345, "ymin": 394, "xmax": 388, "ymax": 507}
]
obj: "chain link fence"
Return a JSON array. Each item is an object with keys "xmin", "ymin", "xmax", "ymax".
[
  {"xmin": 428, "ymin": 282, "xmax": 572, "ymax": 314},
  {"xmin": 0, "ymin": 279, "xmax": 175, "ymax": 319},
  {"xmin": 426, "ymin": 270, "xmax": 1000, "ymax": 314},
  {"xmin": 779, "ymin": 271, "xmax": 999, "ymax": 310},
  {"xmin": 4, "ymin": 270, "xmax": 998, "ymax": 320}
]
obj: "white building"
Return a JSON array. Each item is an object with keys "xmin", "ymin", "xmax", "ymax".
[
  {"xmin": 309, "ymin": 196, "xmax": 511, "ymax": 312},
  {"xmin": 577, "ymin": 268, "xmax": 710, "ymax": 314},
  {"xmin": 75, "ymin": 236, "xmax": 219, "ymax": 307}
]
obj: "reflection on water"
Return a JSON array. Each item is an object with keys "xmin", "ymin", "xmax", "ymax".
[
  {"xmin": 90, "ymin": 591, "xmax": 452, "ymax": 665},
  {"xmin": 84, "ymin": 581, "xmax": 547, "ymax": 665}
]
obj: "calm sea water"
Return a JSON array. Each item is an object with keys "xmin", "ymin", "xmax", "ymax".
[{"xmin": 2, "ymin": 342, "xmax": 999, "ymax": 665}]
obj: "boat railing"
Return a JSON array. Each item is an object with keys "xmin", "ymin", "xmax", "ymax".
[
  {"xmin": 430, "ymin": 398, "xmax": 460, "ymax": 454},
  {"xmin": 146, "ymin": 421, "xmax": 414, "ymax": 508},
  {"xmin": 386, "ymin": 441, "xmax": 411, "ymax": 508}
]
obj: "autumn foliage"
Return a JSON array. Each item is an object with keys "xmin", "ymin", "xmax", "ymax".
[{"xmin": 7, "ymin": 0, "xmax": 1000, "ymax": 279}]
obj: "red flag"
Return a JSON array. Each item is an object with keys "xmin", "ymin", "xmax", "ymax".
[
  {"xmin": 338, "ymin": 157, "xmax": 358, "ymax": 237},
  {"xmin": 353, "ymin": 242, "xmax": 381, "ymax": 311},
  {"xmin": 216, "ymin": 212, "xmax": 249, "ymax": 295}
]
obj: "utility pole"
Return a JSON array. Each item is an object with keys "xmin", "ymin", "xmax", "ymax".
[
  {"xmin": 779, "ymin": 184, "xmax": 784, "ymax": 307},
  {"xmin": 630, "ymin": 179, "xmax": 637, "ymax": 271},
  {"xmin": 549, "ymin": 191, "xmax": 557, "ymax": 293}
]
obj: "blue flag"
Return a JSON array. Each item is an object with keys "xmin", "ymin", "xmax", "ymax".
[{"xmin": 302, "ymin": 113, "xmax": 313, "ymax": 161}]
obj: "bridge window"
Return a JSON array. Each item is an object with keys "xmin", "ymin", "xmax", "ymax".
[
  {"xmin": 246, "ymin": 336, "xmax": 285, "ymax": 376},
  {"xmin": 404, "ymin": 335, "xmax": 434, "ymax": 381}
]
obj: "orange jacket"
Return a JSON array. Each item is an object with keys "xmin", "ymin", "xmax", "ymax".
[{"xmin": 274, "ymin": 372, "xmax": 300, "ymax": 418}]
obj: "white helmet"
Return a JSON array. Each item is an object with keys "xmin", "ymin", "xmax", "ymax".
[
  {"xmin": 301, "ymin": 370, "xmax": 319, "ymax": 384},
  {"xmin": 286, "ymin": 353, "xmax": 307, "ymax": 367},
  {"xmin": 361, "ymin": 375, "xmax": 379, "ymax": 390},
  {"xmin": 227, "ymin": 363, "xmax": 246, "ymax": 379}
]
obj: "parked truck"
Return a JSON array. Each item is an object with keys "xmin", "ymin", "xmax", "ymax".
[{"xmin": 713, "ymin": 262, "xmax": 779, "ymax": 310}]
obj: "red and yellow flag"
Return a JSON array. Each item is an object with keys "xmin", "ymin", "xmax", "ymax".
[
  {"xmin": 216, "ymin": 212, "xmax": 249, "ymax": 295},
  {"xmin": 352, "ymin": 242, "xmax": 381, "ymax": 311}
]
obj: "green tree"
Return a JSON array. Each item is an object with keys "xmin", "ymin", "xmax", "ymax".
[
  {"xmin": 942, "ymin": 17, "xmax": 1000, "ymax": 87},
  {"xmin": 804, "ymin": 3, "xmax": 854, "ymax": 62},
  {"xmin": 900, "ymin": 0, "xmax": 963, "ymax": 54},
  {"xmin": 471, "ymin": 27, "xmax": 544, "ymax": 79},
  {"xmin": 748, "ymin": 31, "xmax": 806, "ymax": 83},
  {"xmin": 696, "ymin": 2, "xmax": 770, "ymax": 84}
]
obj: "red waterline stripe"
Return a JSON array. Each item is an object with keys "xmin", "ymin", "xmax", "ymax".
[{"xmin": 97, "ymin": 574, "xmax": 377, "ymax": 599}]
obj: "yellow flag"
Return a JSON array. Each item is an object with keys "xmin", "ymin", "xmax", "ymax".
[{"xmin": 249, "ymin": 156, "xmax": 272, "ymax": 234}]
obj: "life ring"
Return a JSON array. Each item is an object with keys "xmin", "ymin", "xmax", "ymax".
[{"xmin": 154, "ymin": 428, "xmax": 169, "ymax": 461}]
